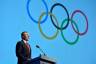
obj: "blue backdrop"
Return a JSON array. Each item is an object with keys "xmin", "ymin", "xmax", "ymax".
[{"xmin": 0, "ymin": 0, "xmax": 96, "ymax": 64}]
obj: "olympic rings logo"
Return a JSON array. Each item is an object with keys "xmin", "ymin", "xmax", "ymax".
[{"xmin": 27, "ymin": 0, "xmax": 88, "ymax": 45}]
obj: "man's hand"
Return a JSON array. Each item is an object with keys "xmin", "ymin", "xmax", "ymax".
[{"xmin": 27, "ymin": 58, "xmax": 32, "ymax": 61}]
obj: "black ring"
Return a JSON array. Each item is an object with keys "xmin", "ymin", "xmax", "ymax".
[{"xmin": 50, "ymin": 3, "xmax": 69, "ymax": 30}]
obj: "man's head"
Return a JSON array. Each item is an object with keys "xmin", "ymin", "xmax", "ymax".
[{"xmin": 21, "ymin": 31, "xmax": 29, "ymax": 41}]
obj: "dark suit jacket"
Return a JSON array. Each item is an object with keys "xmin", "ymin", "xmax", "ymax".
[{"xmin": 16, "ymin": 40, "xmax": 31, "ymax": 64}]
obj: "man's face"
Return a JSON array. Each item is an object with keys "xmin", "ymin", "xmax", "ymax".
[{"xmin": 22, "ymin": 32, "xmax": 29, "ymax": 41}]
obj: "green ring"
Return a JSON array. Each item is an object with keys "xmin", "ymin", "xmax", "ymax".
[
  {"xmin": 38, "ymin": 12, "xmax": 59, "ymax": 40},
  {"xmin": 61, "ymin": 19, "xmax": 79, "ymax": 45}
]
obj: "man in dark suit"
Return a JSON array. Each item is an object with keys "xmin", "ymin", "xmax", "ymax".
[{"xmin": 16, "ymin": 31, "xmax": 32, "ymax": 64}]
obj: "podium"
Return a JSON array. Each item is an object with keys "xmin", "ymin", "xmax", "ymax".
[{"xmin": 31, "ymin": 55, "xmax": 56, "ymax": 64}]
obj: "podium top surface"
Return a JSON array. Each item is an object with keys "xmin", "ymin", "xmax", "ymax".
[{"xmin": 32, "ymin": 55, "xmax": 56, "ymax": 63}]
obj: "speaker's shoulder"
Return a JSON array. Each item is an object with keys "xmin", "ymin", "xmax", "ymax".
[{"xmin": 16, "ymin": 40, "xmax": 23, "ymax": 45}]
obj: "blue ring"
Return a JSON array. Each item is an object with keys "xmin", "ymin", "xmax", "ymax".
[{"xmin": 27, "ymin": 0, "xmax": 48, "ymax": 24}]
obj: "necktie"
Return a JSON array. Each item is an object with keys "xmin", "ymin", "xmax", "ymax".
[{"xmin": 25, "ymin": 43, "xmax": 30, "ymax": 56}]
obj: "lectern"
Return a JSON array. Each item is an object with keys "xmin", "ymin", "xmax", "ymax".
[{"xmin": 31, "ymin": 55, "xmax": 56, "ymax": 64}]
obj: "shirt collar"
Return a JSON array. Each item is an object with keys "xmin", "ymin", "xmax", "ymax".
[{"xmin": 22, "ymin": 40, "xmax": 28, "ymax": 44}]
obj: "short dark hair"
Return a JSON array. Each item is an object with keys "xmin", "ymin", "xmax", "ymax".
[{"xmin": 21, "ymin": 31, "xmax": 28, "ymax": 37}]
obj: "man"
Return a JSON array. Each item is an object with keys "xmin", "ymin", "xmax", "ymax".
[{"xmin": 16, "ymin": 32, "xmax": 32, "ymax": 64}]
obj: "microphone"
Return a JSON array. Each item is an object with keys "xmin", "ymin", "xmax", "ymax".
[
  {"xmin": 36, "ymin": 45, "xmax": 40, "ymax": 48},
  {"xmin": 36, "ymin": 45, "xmax": 46, "ymax": 56}
]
